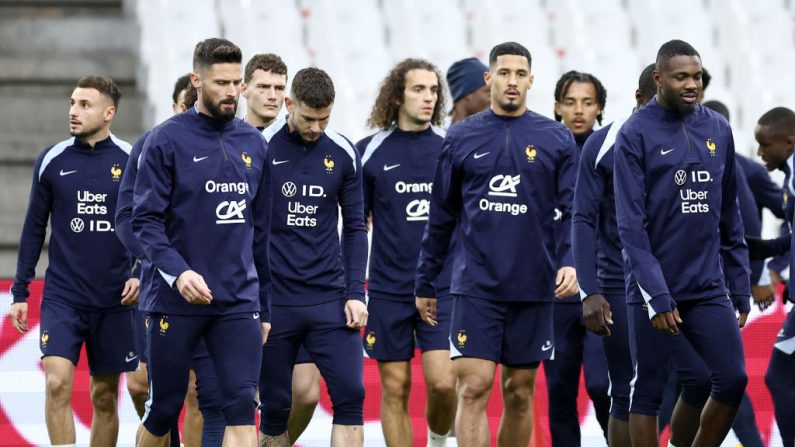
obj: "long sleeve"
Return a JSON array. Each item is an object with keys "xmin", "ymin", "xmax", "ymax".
[
  {"xmin": 115, "ymin": 134, "xmax": 146, "ymax": 261},
  {"xmin": 719, "ymin": 136, "xmax": 751, "ymax": 312},
  {"xmin": 614, "ymin": 128, "xmax": 674, "ymax": 318},
  {"xmin": 555, "ymin": 133, "xmax": 577, "ymax": 269},
  {"xmin": 253, "ymin": 146, "xmax": 273, "ymax": 321},
  {"xmin": 572, "ymin": 136, "xmax": 605, "ymax": 298},
  {"xmin": 131, "ymin": 135, "xmax": 190, "ymax": 286},
  {"xmin": 11, "ymin": 152, "xmax": 53, "ymax": 303},
  {"xmin": 415, "ymin": 140, "xmax": 462, "ymax": 297},
  {"xmin": 340, "ymin": 150, "xmax": 368, "ymax": 301}
]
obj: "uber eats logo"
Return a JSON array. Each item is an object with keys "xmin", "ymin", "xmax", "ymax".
[
  {"xmin": 674, "ymin": 169, "xmax": 712, "ymax": 214},
  {"xmin": 72, "ymin": 190, "xmax": 113, "ymax": 232},
  {"xmin": 282, "ymin": 181, "xmax": 324, "ymax": 227},
  {"xmin": 479, "ymin": 174, "xmax": 528, "ymax": 216}
]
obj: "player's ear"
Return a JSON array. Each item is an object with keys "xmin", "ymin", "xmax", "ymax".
[
  {"xmin": 285, "ymin": 96, "xmax": 294, "ymax": 113},
  {"xmin": 104, "ymin": 104, "xmax": 116, "ymax": 122},
  {"xmin": 483, "ymin": 70, "xmax": 492, "ymax": 87}
]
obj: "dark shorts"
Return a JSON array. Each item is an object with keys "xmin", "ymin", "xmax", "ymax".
[
  {"xmin": 133, "ymin": 307, "xmax": 148, "ymax": 364},
  {"xmin": 363, "ymin": 295, "xmax": 452, "ymax": 361},
  {"xmin": 450, "ymin": 296, "xmax": 553, "ymax": 368},
  {"xmin": 39, "ymin": 299, "xmax": 138, "ymax": 375}
]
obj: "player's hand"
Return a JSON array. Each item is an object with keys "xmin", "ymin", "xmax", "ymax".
[
  {"xmin": 751, "ymin": 284, "xmax": 775, "ymax": 312},
  {"xmin": 176, "ymin": 270, "xmax": 212, "ymax": 305},
  {"xmin": 583, "ymin": 294, "xmax": 612, "ymax": 336},
  {"xmin": 8, "ymin": 302, "xmax": 28, "ymax": 334},
  {"xmin": 120, "ymin": 277, "xmax": 140, "ymax": 306},
  {"xmin": 344, "ymin": 299, "xmax": 368, "ymax": 329},
  {"xmin": 555, "ymin": 267, "xmax": 579, "ymax": 299},
  {"xmin": 737, "ymin": 311, "xmax": 749, "ymax": 328},
  {"xmin": 261, "ymin": 322, "xmax": 271, "ymax": 345},
  {"xmin": 416, "ymin": 296, "xmax": 438, "ymax": 326},
  {"xmin": 651, "ymin": 307, "xmax": 682, "ymax": 335}
]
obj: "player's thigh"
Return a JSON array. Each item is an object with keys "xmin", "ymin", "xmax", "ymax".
[
  {"xmin": 421, "ymin": 349, "xmax": 456, "ymax": 391},
  {"xmin": 191, "ymin": 340, "xmax": 221, "ymax": 413},
  {"xmin": 205, "ymin": 312, "xmax": 262, "ymax": 398},
  {"xmin": 292, "ymin": 361, "xmax": 321, "ymax": 404},
  {"xmin": 628, "ymin": 303, "xmax": 673, "ymax": 414}
]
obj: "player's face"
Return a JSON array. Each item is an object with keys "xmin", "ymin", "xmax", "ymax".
[
  {"xmin": 755, "ymin": 124, "xmax": 794, "ymax": 171},
  {"xmin": 654, "ymin": 55, "xmax": 702, "ymax": 115},
  {"xmin": 193, "ymin": 62, "xmax": 242, "ymax": 122},
  {"xmin": 399, "ymin": 69, "xmax": 439, "ymax": 126},
  {"xmin": 485, "ymin": 54, "xmax": 533, "ymax": 116},
  {"xmin": 555, "ymin": 81, "xmax": 601, "ymax": 136},
  {"xmin": 286, "ymin": 98, "xmax": 332, "ymax": 144},
  {"xmin": 461, "ymin": 84, "xmax": 491, "ymax": 117},
  {"xmin": 69, "ymin": 87, "xmax": 114, "ymax": 138},
  {"xmin": 242, "ymin": 69, "xmax": 287, "ymax": 121}
]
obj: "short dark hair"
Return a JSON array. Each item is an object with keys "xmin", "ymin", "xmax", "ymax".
[
  {"xmin": 489, "ymin": 42, "xmax": 532, "ymax": 68},
  {"xmin": 656, "ymin": 39, "xmax": 701, "ymax": 67},
  {"xmin": 172, "ymin": 74, "xmax": 191, "ymax": 104},
  {"xmin": 702, "ymin": 67, "xmax": 712, "ymax": 91},
  {"xmin": 638, "ymin": 63, "xmax": 657, "ymax": 99},
  {"xmin": 291, "ymin": 67, "xmax": 335, "ymax": 109},
  {"xmin": 703, "ymin": 100, "xmax": 730, "ymax": 121},
  {"xmin": 758, "ymin": 107, "xmax": 795, "ymax": 132},
  {"xmin": 76, "ymin": 75, "xmax": 121, "ymax": 107},
  {"xmin": 183, "ymin": 83, "xmax": 198, "ymax": 109},
  {"xmin": 367, "ymin": 58, "xmax": 446, "ymax": 130},
  {"xmin": 553, "ymin": 71, "xmax": 607, "ymax": 125},
  {"xmin": 244, "ymin": 53, "xmax": 288, "ymax": 83},
  {"xmin": 193, "ymin": 38, "xmax": 242, "ymax": 71}
]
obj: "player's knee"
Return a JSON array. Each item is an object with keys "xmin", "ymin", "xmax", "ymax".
[
  {"xmin": 143, "ymin": 401, "xmax": 183, "ymax": 436},
  {"xmin": 501, "ymin": 377, "xmax": 534, "ymax": 413},
  {"xmin": 127, "ymin": 376, "xmax": 149, "ymax": 405},
  {"xmin": 222, "ymin": 389, "xmax": 257, "ymax": 426},
  {"xmin": 458, "ymin": 374, "xmax": 492, "ymax": 402},
  {"xmin": 329, "ymin": 379, "xmax": 365, "ymax": 426},
  {"xmin": 184, "ymin": 382, "xmax": 199, "ymax": 410},
  {"xmin": 427, "ymin": 376, "xmax": 456, "ymax": 402},
  {"xmin": 713, "ymin": 368, "xmax": 748, "ymax": 406},
  {"xmin": 91, "ymin": 385, "xmax": 119, "ymax": 415},
  {"xmin": 292, "ymin": 379, "xmax": 320, "ymax": 407},
  {"xmin": 381, "ymin": 373, "xmax": 411, "ymax": 402},
  {"xmin": 629, "ymin": 373, "xmax": 667, "ymax": 414},
  {"xmin": 45, "ymin": 372, "xmax": 72, "ymax": 403},
  {"xmin": 585, "ymin": 374, "xmax": 609, "ymax": 398}
]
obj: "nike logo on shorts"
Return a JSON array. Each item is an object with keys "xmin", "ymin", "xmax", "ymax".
[
  {"xmin": 253, "ymin": 312, "xmax": 260, "ymax": 319},
  {"xmin": 125, "ymin": 354, "xmax": 138, "ymax": 362},
  {"xmin": 541, "ymin": 340, "xmax": 553, "ymax": 351},
  {"xmin": 193, "ymin": 155, "xmax": 209, "ymax": 162},
  {"xmin": 60, "ymin": 169, "xmax": 77, "ymax": 176}
]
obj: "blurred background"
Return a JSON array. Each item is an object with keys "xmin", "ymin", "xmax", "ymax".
[{"xmin": 0, "ymin": 0, "xmax": 793, "ymax": 445}]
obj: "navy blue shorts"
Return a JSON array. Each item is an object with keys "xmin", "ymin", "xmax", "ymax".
[
  {"xmin": 629, "ymin": 300, "xmax": 721, "ymax": 415},
  {"xmin": 363, "ymin": 295, "xmax": 452, "ymax": 361},
  {"xmin": 143, "ymin": 312, "xmax": 262, "ymax": 436},
  {"xmin": 260, "ymin": 299, "xmax": 364, "ymax": 434},
  {"xmin": 295, "ymin": 343, "xmax": 313, "ymax": 364},
  {"xmin": 450, "ymin": 296, "xmax": 553, "ymax": 368},
  {"xmin": 39, "ymin": 299, "xmax": 138, "ymax": 375}
]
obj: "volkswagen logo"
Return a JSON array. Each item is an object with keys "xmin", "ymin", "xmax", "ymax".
[
  {"xmin": 281, "ymin": 182, "xmax": 297, "ymax": 197},
  {"xmin": 70, "ymin": 218, "xmax": 85, "ymax": 233},
  {"xmin": 674, "ymin": 170, "xmax": 687, "ymax": 186}
]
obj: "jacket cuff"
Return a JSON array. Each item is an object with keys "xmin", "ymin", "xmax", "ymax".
[
  {"xmin": 731, "ymin": 294, "xmax": 751, "ymax": 314},
  {"xmin": 647, "ymin": 294, "xmax": 674, "ymax": 319}
]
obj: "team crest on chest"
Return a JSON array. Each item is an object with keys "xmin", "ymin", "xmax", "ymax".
[
  {"xmin": 525, "ymin": 145, "xmax": 538, "ymax": 163},
  {"xmin": 705, "ymin": 139, "xmax": 716, "ymax": 157},
  {"xmin": 241, "ymin": 152, "xmax": 252, "ymax": 169},
  {"xmin": 110, "ymin": 163, "xmax": 122, "ymax": 181},
  {"xmin": 324, "ymin": 154, "xmax": 334, "ymax": 174}
]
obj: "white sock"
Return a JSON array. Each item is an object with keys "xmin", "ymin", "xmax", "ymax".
[
  {"xmin": 668, "ymin": 442, "xmax": 678, "ymax": 447},
  {"xmin": 428, "ymin": 428, "xmax": 450, "ymax": 447}
]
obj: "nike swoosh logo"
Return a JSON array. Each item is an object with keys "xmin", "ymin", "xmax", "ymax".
[
  {"xmin": 253, "ymin": 312, "xmax": 260, "ymax": 319},
  {"xmin": 541, "ymin": 342, "xmax": 553, "ymax": 351},
  {"xmin": 383, "ymin": 164, "xmax": 400, "ymax": 171},
  {"xmin": 272, "ymin": 159, "xmax": 289, "ymax": 165},
  {"xmin": 193, "ymin": 156, "xmax": 209, "ymax": 162},
  {"xmin": 660, "ymin": 148, "xmax": 676, "ymax": 155},
  {"xmin": 59, "ymin": 170, "xmax": 77, "ymax": 176},
  {"xmin": 125, "ymin": 354, "xmax": 138, "ymax": 363},
  {"xmin": 473, "ymin": 152, "xmax": 490, "ymax": 159}
]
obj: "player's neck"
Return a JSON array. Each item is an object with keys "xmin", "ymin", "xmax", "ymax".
[
  {"xmin": 80, "ymin": 127, "xmax": 111, "ymax": 148},
  {"xmin": 247, "ymin": 112, "xmax": 274, "ymax": 129},
  {"xmin": 397, "ymin": 116, "xmax": 431, "ymax": 132}
]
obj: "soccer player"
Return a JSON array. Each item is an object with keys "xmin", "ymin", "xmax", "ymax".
[
  {"xmin": 751, "ymin": 106, "xmax": 795, "ymax": 447},
  {"xmin": 614, "ymin": 40, "xmax": 750, "ymax": 447},
  {"xmin": 259, "ymin": 67, "xmax": 367, "ymax": 447},
  {"xmin": 446, "ymin": 57, "xmax": 490, "ymax": 124},
  {"xmin": 242, "ymin": 52, "xmax": 323, "ymax": 446},
  {"xmin": 8, "ymin": 75, "xmax": 138, "ymax": 446},
  {"xmin": 132, "ymin": 38, "xmax": 272, "ymax": 447},
  {"xmin": 572, "ymin": 63, "xmax": 657, "ymax": 447},
  {"xmin": 116, "ymin": 75, "xmax": 227, "ymax": 447},
  {"xmin": 415, "ymin": 41, "xmax": 578, "ymax": 446},
  {"xmin": 357, "ymin": 58, "xmax": 454, "ymax": 447},
  {"xmin": 547, "ymin": 70, "xmax": 611, "ymax": 446}
]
